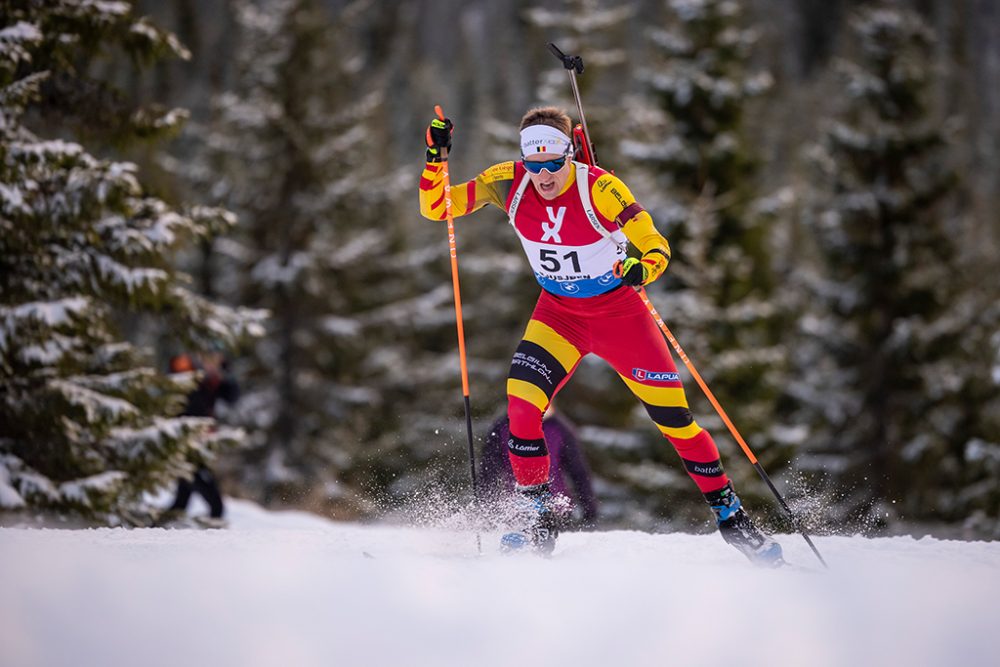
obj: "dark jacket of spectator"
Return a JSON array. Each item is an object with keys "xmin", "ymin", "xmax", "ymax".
[{"xmin": 480, "ymin": 412, "xmax": 598, "ymax": 523}]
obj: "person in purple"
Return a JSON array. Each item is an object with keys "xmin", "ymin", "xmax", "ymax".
[{"xmin": 480, "ymin": 404, "xmax": 598, "ymax": 526}]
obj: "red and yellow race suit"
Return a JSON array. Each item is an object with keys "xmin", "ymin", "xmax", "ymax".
[{"xmin": 419, "ymin": 159, "xmax": 729, "ymax": 494}]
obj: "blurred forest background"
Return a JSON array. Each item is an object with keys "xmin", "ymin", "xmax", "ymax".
[{"xmin": 2, "ymin": 0, "xmax": 998, "ymax": 538}]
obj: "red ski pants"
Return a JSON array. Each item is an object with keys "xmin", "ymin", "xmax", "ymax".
[{"xmin": 506, "ymin": 286, "xmax": 729, "ymax": 494}]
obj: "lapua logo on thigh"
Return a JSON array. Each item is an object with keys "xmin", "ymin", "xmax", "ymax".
[{"xmin": 632, "ymin": 368, "xmax": 680, "ymax": 382}]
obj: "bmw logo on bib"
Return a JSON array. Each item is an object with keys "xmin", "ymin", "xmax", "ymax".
[{"xmin": 561, "ymin": 281, "xmax": 580, "ymax": 294}]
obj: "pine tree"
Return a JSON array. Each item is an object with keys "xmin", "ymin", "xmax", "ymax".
[
  {"xmin": 0, "ymin": 2, "xmax": 263, "ymax": 523},
  {"xmin": 606, "ymin": 0, "xmax": 787, "ymax": 527},
  {"xmin": 796, "ymin": 2, "xmax": 999, "ymax": 531}
]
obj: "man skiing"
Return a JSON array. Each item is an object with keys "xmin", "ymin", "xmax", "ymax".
[{"xmin": 418, "ymin": 107, "xmax": 782, "ymax": 565}]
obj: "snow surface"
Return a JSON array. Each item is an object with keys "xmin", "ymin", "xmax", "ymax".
[{"xmin": 1, "ymin": 499, "xmax": 999, "ymax": 667}]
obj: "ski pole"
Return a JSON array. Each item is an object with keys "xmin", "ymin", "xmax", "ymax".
[
  {"xmin": 434, "ymin": 104, "xmax": 481, "ymax": 554},
  {"xmin": 551, "ymin": 43, "xmax": 828, "ymax": 568}
]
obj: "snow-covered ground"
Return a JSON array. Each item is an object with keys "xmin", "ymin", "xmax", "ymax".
[{"xmin": 2, "ymin": 499, "xmax": 999, "ymax": 667}]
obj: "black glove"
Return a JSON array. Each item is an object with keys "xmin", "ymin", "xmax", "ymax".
[
  {"xmin": 618, "ymin": 257, "xmax": 647, "ymax": 286},
  {"xmin": 616, "ymin": 249, "xmax": 670, "ymax": 287},
  {"xmin": 425, "ymin": 116, "xmax": 453, "ymax": 162}
]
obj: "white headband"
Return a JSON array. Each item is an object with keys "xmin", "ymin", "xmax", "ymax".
[{"xmin": 520, "ymin": 124, "xmax": 573, "ymax": 157}]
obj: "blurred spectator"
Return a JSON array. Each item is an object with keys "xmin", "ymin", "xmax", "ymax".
[
  {"xmin": 163, "ymin": 350, "xmax": 239, "ymax": 525},
  {"xmin": 480, "ymin": 404, "xmax": 598, "ymax": 526}
]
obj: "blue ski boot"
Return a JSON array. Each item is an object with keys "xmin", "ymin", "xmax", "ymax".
[
  {"xmin": 500, "ymin": 483, "xmax": 562, "ymax": 556},
  {"xmin": 706, "ymin": 482, "xmax": 784, "ymax": 567}
]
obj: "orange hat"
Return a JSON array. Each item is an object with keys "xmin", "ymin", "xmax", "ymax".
[{"xmin": 169, "ymin": 354, "xmax": 194, "ymax": 373}]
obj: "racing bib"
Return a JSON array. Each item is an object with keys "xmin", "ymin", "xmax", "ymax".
[{"xmin": 507, "ymin": 162, "xmax": 627, "ymax": 297}]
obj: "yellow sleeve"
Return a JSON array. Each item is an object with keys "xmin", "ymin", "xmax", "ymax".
[
  {"xmin": 590, "ymin": 173, "xmax": 671, "ymax": 283},
  {"xmin": 419, "ymin": 161, "xmax": 515, "ymax": 221}
]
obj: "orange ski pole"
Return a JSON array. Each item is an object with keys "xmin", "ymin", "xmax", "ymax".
[{"xmin": 434, "ymin": 105, "xmax": 481, "ymax": 553}]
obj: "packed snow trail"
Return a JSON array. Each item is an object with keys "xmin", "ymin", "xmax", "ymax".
[{"xmin": 1, "ymin": 500, "xmax": 998, "ymax": 667}]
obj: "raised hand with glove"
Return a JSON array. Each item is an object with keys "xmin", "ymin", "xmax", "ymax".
[{"xmin": 425, "ymin": 116, "xmax": 453, "ymax": 162}]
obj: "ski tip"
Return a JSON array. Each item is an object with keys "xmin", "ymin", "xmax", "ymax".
[{"xmin": 434, "ymin": 105, "xmax": 444, "ymax": 120}]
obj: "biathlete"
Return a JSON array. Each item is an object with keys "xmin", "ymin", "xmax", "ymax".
[{"xmin": 418, "ymin": 106, "xmax": 782, "ymax": 565}]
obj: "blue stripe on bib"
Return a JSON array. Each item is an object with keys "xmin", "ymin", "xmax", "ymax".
[{"xmin": 535, "ymin": 270, "xmax": 621, "ymax": 297}]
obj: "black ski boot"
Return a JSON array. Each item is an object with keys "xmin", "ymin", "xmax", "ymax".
[
  {"xmin": 500, "ymin": 483, "xmax": 562, "ymax": 555},
  {"xmin": 706, "ymin": 482, "xmax": 784, "ymax": 567}
]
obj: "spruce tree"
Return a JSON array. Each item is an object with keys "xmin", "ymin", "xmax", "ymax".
[
  {"xmin": 0, "ymin": 1, "xmax": 263, "ymax": 523},
  {"xmin": 797, "ymin": 2, "xmax": 998, "ymax": 531}
]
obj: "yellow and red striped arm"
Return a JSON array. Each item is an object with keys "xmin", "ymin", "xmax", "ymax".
[
  {"xmin": 419, "ymin": 160, "xmax": 516, "ymax": 221},
  {"xmin": 590, "ymin": 173, "xmax": 671, "ymax": 283}
]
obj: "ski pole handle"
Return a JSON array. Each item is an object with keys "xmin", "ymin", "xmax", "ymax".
[{"xmin": 434, "ymin": 104, "xmax": 449, "ymax": 161}]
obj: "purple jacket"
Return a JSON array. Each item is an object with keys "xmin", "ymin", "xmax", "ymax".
[{"xmin": 480, "ymin": 413, "xmax": 598, "ymax": 522}]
